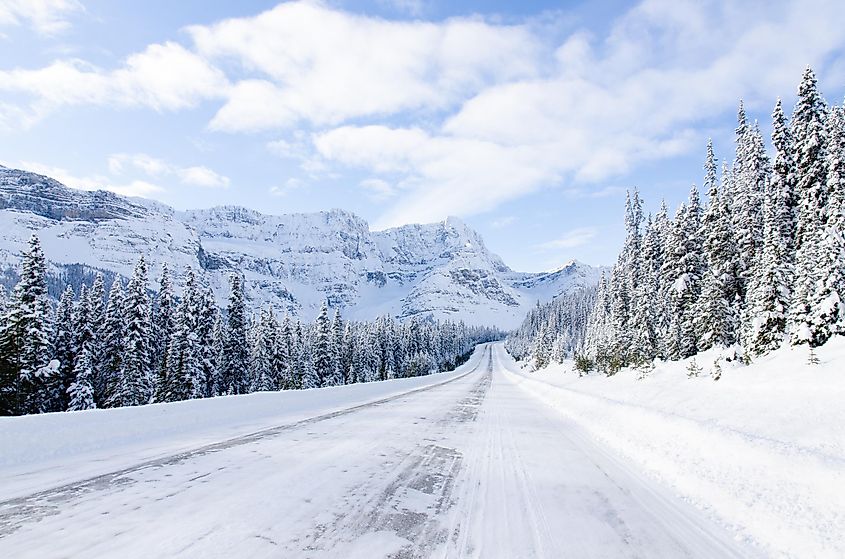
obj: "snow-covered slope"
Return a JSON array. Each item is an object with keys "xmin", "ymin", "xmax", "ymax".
[
  {"xmin": 0, "ymin": 166, "xmax": 599, "ymax": 327},
  {"xmin": 501, "ymin": 340, "xmax": 845, "ymax": 558}
]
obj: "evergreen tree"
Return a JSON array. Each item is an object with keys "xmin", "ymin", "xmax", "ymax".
[
  {"xmin": 196, "ymin": 284, "xmax": 221, "ymax": 398},
  {"xmin": 330, "ymin": 309, "xmax": 345, "ymax": 385},
  {"xmin": 152, "ymin": 263, "xmax": 176, "ymax": 398},
  {"xmin": 824, "ymin": 102, "xmax": 845, "ymax": 338},
  {"xmin": 67, "ymin": 345, "xmax": 96, "ymax": 411},
  {"xmin": 698, "ymin": 148, "xmax": 739, "ymax": 350},
  {"xmin": 745, "ymin": 101, "xmax": 799, "ymax": 353},
  {"xmin": 0, "ymin": 235, "xmax": 55, "ymax": 415},
  {"xmin": 209, "ymin": 312, "xmax": 225, "ymax": 397},
  {"xmin": 312, "ymin": 301, "xmax": 333, "ymax": 387},
  {"xmin": 292, "ymin": 320, "xmax": 308, "ymax": 389},
  {"xmin": 252, "ymin": 307, "xmax": 277, "ymax": 392},
  {"xmin": 98, "ymin": 277, "xmax": 125, "ymax": 407},
  {"xmin": 120, "ymin": 256, "xmax": 153, "ymax": 406},
  {"xmin": 162, "ymin": 267, "xmax": 203, "ymax": 401},
  {"xmin": 222, "ymin": 274, "xmax": 249, "ymax": 394},
  {"xmin": 277, "ymin": 314, "xmax": 293, "ymax": 389},
  {"xmin": 790, "ymin": 67, "xmax": 829, "ymax": 344},
  {"xmin": 53, "ymin": 285, "xmax": 77, "ymax": 407},
  {"xmin": 806, "ymin": 104, "xmax": 845, "ymax": 342}
]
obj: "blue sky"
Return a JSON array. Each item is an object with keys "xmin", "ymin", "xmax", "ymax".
[{"xmin": 1, "ymin": 0, "xmax": 844, "ymax": 271}]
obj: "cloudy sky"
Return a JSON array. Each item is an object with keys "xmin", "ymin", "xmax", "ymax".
[{"xmin": 1, "ymin": 0, "xmax": 844, "ymax": 270}]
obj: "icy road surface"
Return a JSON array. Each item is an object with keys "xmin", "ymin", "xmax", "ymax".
[{"xmin": 0, "ymin": 343, "xmax": 756, "ymax": 558}]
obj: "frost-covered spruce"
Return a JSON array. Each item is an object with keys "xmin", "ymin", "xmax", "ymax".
[
  {"xmin": 277, "ymin": 314, "xmax": 293, "ymax": 389},
  {"xmin": 98, "ymin": 277, "xmax": 125, "ymax": 407},
  {"xmin": 67, "ymin": 345, "xmax": 96, "ymax": 411},
  {"xmin": 698, "ymin": 157, "xmax": 739, "ymax": 351},
  {"xmin": 53, "ymin": 285, "xmax": 77, "ymax": 407},
  {"xmin": 312, "ymin": 301, "xmax": 333, "ymax": 387},
  {"xmin": 120, "ymin": 256, "xmax": 153, "ymax": 407},
  {"xmin": 222, "ymin": 274, "xmax": 249, "ymax": 395},
  {"xmin": 0, "ymin": 235, "xmax": 55, "ymax": 415},
  {"xmin": 162, "ymin": 267, "xmax": 203, "ymax": 401},
  {"xmin": 790, "ymin": 67, "xmax": 830, "ymax": 345},
  {"xmin": 745, "ymin": 101, "xmax": 799, "ymax": 354},
  {"xmin": 152, "ymin": 263, "xmax": 176, "ymax": 398},
  {"xmin": 808, "ymin": 103, "xmax": 845, "ymax": 339},
  {"xmin": 251, "ymin": 307, "xmax": 277, "ymax": 392},
  {"xmin": 330, "ymin": 310, "xmax": 345, "ymax": 385}
]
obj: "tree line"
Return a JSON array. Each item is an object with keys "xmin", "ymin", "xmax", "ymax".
[
  {"xmin": 0, "ymin": 237, "xmax": 501, "ymax": 415},
  {"xmin": 510, "ymin": 67, "xmax": 844, "ymax": 373}
]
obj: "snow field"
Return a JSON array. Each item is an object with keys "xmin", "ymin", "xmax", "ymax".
[{"xmin": 499, "ymin": 340, "xmax": 845, "ymax": 558}]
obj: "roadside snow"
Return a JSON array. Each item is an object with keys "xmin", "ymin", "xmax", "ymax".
[
  {"xmin": 0, "ymin": 346, "xmax": 487, "ymax": 500},
  {"xmin": 499, "ymin": 340, "xmax": 845, "ymax": 559}
]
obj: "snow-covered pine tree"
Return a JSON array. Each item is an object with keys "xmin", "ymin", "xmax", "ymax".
[
  {"xmin": 330, "ymin": 309, "xmax": 345, "ymax": 385},
  {"xmin": 222, "ymin": 274, "xmax": 249, "ymax": 394},
  {"xmin": 152, "ymin": 263, "xmax": 176, "ymax": 398},
  {"xmin": 745, "ymin": 101, "xmax": 799, "ymax": 354},
  {"xmin": 97, "ymin": 277, "xmax": 125, "ymax": 407},
  {"xmin": 208, "ymin": 310, "xmax": 225, "ymax": 397},
  {"xmin": 68, "ymin": 284, "xmax": 95, "ymax": 407},
  {"xmin": 67, "ymin": 344, "xmax": 95, "ymax": 411},
  {"xmin": 790, "ymin": 67, "xmax": 829, "ymax": 345},
  {"xmin": 698, "ymin": 143, "xmax": 740, "ymax": 351},
  {"xmin": 277, "ymin": 313, "xmax": 293, "ymax": 389},
  {"xmin": 342, "ymin": 321, "xmax": 358, "ymax": 383},
  {"xmin": 312, "ymin": 301, "xmax": 333, "ymax": 387},
  {"xmin": 120, "ymin": 256, "xmax": 153, "ymax": 407},
  {"xmin": 731, "ymin": 104, "xmax": 768, "ymax": 311},
  {"xmin": 251, "ymin": 306, "xmax": 277, "ymax": 392},
  {"xmin": 162, "ymin": 267, "xmax": 203, "ymax": 401},
  {"xmin": 807, "ymin": 103, "xmax": 845, "ymax": 342},
  {"xmin": 630, "ymin": 218, "xmax": 658, "ymax": 362},
  {"xmin": 88, "ymin": 273, "xmax": 106, "ymax": 341},
  {"xmin": 0, "ymin": 235, "xmax": 55, "ymax": 415},
  {"xmin": 299, "ymin": 321, "xmax": 318, "ymax": 389},
  {"xmin": 53, "ymin": 285, "xmax": 77, "ymax": 408}
]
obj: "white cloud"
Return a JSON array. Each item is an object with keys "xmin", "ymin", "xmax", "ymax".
[
  {"xmin": 108, "ymin": 153, "xmax": 170, "ymax": 176},
  {"xmin": 0, "ymin": 41, "xmax": 228, "ymax": 124},
  {"xmin": 269, "ymin": 177, "xmax": 307, "ymax": 197},
  {"xmin": 359, "ymin": 178, "xmax": 396, "ymax": 201},
  {"xmin": 177, "ymin": 166, "xmax": 230, "ymax": 188},
  {"xmin": 15, "ymin": 160, "xmax": 165, "ymax": 198},
  {"xmin": 0, "ymin": 0, "xmax": 82, "ymax": 35},
  {"xmin": 189, "ymin": 1, "xmax": 540, "ymax": 132},
  {"xmin": 315, "ymin": 125, "xmax": 562, "ymax": 227},
  {"xmin": 4, "ymin": 0, "xmax": 845, "ymax": 226},
  {"xmin": 18, "ymin": 160, "xmax": 106, "ymax": 190},
  {"xmin": 311, "ymin": 0, "xmax": 845, "ymax": 226},
  {"xmin": 536, "ymin": 227, "xmax": 597, "ymax": 250},
  {"xmin": 108, "ymin": 153, "xmax": 229, "ymax": 188}
]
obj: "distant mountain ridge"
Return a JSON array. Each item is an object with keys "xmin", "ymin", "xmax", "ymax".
[{"xmin": 0, "ymin": 166, "xmax": 601, "ymax": 328}]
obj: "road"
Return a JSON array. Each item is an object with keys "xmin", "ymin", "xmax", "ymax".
[{"xmin": 0, "ymin": 343, "xmax": 756, "ymax": 558}]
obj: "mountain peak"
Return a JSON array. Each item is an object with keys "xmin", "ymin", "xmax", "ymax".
[{"xmin": 0, "ymin": 165, "xmax": 600, "ymax": 328}]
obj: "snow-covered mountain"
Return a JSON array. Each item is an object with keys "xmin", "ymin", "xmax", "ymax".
[{"xmin": 0, "ymin": 166, "xmax": 600, "ymax": 328}]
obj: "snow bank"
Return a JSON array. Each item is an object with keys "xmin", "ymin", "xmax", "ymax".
[
  {"xmin": 0, "ymin": 344, "xmax": 489, "ymax": 500},
  {"xmin": 497, "ymin": 341, "xmax": 845, "ymax": 559}
]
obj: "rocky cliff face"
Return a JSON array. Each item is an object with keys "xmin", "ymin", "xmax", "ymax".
[{"xmin": 0, "ymin": 166, "xmax": 601, "ymax": 328}]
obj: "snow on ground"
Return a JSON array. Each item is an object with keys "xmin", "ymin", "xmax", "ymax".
[
  {"xmin": 499, "ymin": 340, "xmax": 845, "ymax": 558},
  {"xmin": 0, "ymin": 343, "xmax": 754, "ymax": 558},
  {"xmin": 0, "ymin": 348, "xmax": 486, "ymax": 501}
]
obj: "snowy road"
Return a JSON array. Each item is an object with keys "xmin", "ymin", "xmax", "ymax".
[{"xmin": 0, "ymin": 343, "xmax": 756, "ymax": 558}]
